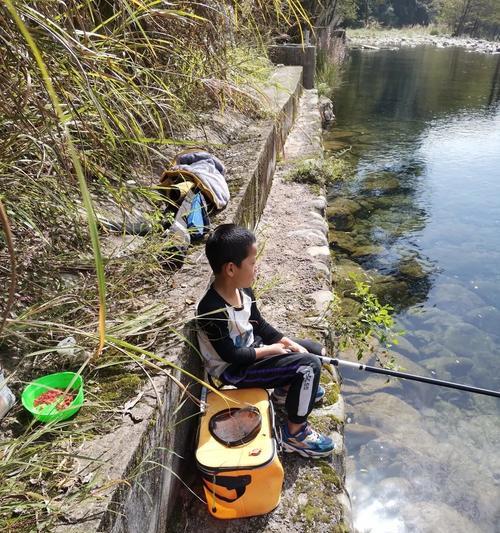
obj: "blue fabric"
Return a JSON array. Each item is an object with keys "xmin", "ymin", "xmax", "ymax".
[{"xmin": 186, "ymin": 191, "xmax": 209, "ymax": 239}]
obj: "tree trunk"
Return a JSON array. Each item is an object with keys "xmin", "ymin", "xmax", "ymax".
[{"xmin": 454, "ymin": 0, "xmax": 472, "ymax": 37}]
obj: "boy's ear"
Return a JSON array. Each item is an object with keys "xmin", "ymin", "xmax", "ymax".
[{"xmin": 222, "ymin": 261, "xmax": 236, "ymax": 278}]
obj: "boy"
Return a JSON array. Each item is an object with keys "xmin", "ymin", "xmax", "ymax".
[{"xmin": 196, "ymin": 223, "xmax": 334, "ymax": 458}]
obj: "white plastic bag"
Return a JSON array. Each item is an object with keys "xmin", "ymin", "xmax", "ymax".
[{"xmin": 0, "ymin": 371, "xmax": 16, "ymax": 421}]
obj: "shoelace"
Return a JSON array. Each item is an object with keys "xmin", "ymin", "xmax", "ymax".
[{"xmin": 300, "ymin": 425, "xmax": 322, "ymax": 443}]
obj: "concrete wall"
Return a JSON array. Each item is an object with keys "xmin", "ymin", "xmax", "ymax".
[{"xmin": 268, "ymin": 45, "xmax": 316, "ymax": 89}]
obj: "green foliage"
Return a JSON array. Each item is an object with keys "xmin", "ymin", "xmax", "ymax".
[
  {"xmin": 0, "ymin": 0, "xmax": 307, "ymax": 352},
  {"xmin": 436, "ymin": 0, "xmax": 500, "ymax": 38},
  {"xmin": 316, "ymin": 49, "xmax": 343, "ymax": 98},
  {"xmin": 343, "ymin": 0, "xmax": 499, "ymax": 38},
  {"xmin": 301, "ymin": 0, "xmax": 358, "ymax": 26},
  {"xmin": 350, "ymin": 0, "xmax": 436, "ymax": 27},
  {"xmin": 330, "ymin": 276, "xmax": 398, "ymax": 361},
  {"xmin": 0, "ymin": 2, "xmax": 312, "ymax": 530}
]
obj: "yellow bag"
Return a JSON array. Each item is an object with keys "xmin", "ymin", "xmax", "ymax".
[{"xmin": 196, "ymin": 388, "xmax": 284, "ymax": 519}]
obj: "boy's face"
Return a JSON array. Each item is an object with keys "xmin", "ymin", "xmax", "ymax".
[{"xmin": 230, "ymin": 242, "xmax": 257, "ymax": 287}]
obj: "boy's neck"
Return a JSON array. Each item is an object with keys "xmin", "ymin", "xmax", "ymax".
[{"xmin": 212, "ymin": 276, "xmax": 241, "ymax": 306}]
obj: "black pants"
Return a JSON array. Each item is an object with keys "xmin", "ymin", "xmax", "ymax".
[{"xmin": 221, "ymin": 339, "xmax": 323, "ymax": 424}]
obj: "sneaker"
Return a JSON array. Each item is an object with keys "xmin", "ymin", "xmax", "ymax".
[
  {"xmin": 281, "ymin": 423, "xmax": 335, "ymax": 458},
  {"xmin": 271, "ymin": 384, "xmax": 325, "ymax": 407}
]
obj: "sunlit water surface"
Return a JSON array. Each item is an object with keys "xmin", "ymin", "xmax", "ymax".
[{"xmin": 326, "ymin": 47, "xmax": 500, "ymax": 533}]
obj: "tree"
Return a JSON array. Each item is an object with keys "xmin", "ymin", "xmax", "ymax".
[
  {"xmin": 437, "ymin": 0, "xmax": 500, "ymax": 38},
  {"xmin": 301, "ymin": 0, "xmax": 358, "ymax": 28}
]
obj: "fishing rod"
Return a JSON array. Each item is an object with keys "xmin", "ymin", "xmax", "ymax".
[{"xmin": 318, "ymin": 356, "xmax": 500, "ymax": 399}]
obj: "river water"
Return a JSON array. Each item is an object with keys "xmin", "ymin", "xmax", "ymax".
[{"xmin": 326, "ymin": 47, "xmax": 500, "ymax": 533}]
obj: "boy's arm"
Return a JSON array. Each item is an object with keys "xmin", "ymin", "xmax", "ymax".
[{"xmin": 197, "ymin": 306, "xmax": 257, "ymax": 365}]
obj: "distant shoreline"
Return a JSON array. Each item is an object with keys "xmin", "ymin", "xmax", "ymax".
[{"xmin": 347, "ymin": 31, "xmax": 500, "ymax": 55}]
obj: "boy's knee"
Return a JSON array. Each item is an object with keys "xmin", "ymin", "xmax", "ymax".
[{"xmin": 300, "ymin": 353, "xmax": 321, "ymax": 374}]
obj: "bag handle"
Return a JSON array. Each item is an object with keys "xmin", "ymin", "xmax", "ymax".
[{"xmin": 201, "ymin": 473, "xmax": 251, "ymax": 503}]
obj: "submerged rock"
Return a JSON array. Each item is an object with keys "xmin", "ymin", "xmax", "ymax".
[
  {"xmin": 323, "ymin": 139, "xmax": 350, "ymax": 151},
  {"xmin": 333, "ymin": 257, "xmax": 369, "ymax": 282},
  {"xmin": 430, "ymin": 283, "xmax": 485, "ymax": 315},
  {"xmin": 319, "ymin": 96, "xmax": 335, "ymax": 129},
  {"xmin": 351, "ymin": 244, "xmax": 384, "ymax": 258},
  {"xmin": 326, "ymin": 198, "xmax": 362, "ymax": 231},
  {"xmin": 346, "ymin": 423, "xmax": 381, "ymax": 452},
  {"xmin": 420, "ymin": 355, "xmax": 474, "ymax": 379},
  {"xmin": 370, "ymin": 277, "xmax": 409, "ymax": 305},
  {"xmin": 404, "ymin": 306, "xmax": 462, "ymax": 332},
  {"xmin": 464, "ymin": 305, "xmax": 500, "ymax": 337},
  {"xmin": 400, "ymin": 502, "xmax": 483, "ymax": 533},
  {"xmin": 398, "ymin": 258, "xmax": 426, "ymax": 279},
  {"xmin": 361, "ymin": 173, "xmax": 400, "ymax": 194},
  {"xmin": 329, "ymin": 230, "xmax": 357, "ymax": 253},
  {"xmin": 339, "ymin": 297, "xmax": 362, "ymax": 317},
  {"xmin": 391, "ymin": 335, "xmax": 420, "ymax": 358},
  {"xmin": 375, "ymin": 476, "xmax": 412, "ymax": 500},
  {"xmin": 353, "ymin": 393, "xmax": 422, "ymax": 434},
  {"xmin": 441, "ymin": 323, "xmax": 495, "ymax": 358},
  {"xmin": 416, "ymin": 340, "xmax": 456, "ymax": 361}
]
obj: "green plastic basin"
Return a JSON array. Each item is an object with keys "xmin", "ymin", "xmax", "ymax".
[{"xmin": 21, "ymin": 371, "xmax": 84, "ymax": 423}]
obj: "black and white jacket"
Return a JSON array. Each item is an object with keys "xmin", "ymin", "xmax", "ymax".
[{"xmin": 196, "ymin": 286, "xmax": 283, "ymax": 377}]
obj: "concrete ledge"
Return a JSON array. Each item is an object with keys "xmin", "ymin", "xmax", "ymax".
[
  {"xmin": 269, "ymin": 45, "xmax": 316, "ymax": 89},
  {"xmin": 55, "ymin": 66, "xmax": 304, "ymax": 533},
  {"xmin": 170, "ymin": 89, "xmax": 352, "ymax": 533}
]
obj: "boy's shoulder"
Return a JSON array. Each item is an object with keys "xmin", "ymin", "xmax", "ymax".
[
  {"xmin": 197, "ymin": 285, "xmax": 222, "ymax": 315},
  {"xmin": 197, "ymin": 286, "xmax": 254, "ymax": 315}
]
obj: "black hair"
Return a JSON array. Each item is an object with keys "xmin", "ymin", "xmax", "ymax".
[{"xmin": 205, "ymin": 224, "xmax": 256, "ymax": 274}]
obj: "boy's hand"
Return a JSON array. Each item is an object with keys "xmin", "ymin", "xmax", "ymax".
[
  {"xmin": 255, "ymin": 343, "xmax": 289, "ymax": 359},
  {"xmin": 280, "ymin": 337, "xmax": 307, "ymax": 353}
]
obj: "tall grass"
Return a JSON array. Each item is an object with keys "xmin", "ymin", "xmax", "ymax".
[
  {"xmin": 316, "ymin": 48, "xmax": 343, "ymax": 98},
  {"xmin": 0, "ymin": 1, "xmax": 309, "ymax": 530}
]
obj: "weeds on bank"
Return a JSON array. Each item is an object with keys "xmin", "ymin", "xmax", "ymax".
[
  {"xmin": 329, "ymin": 277, "xmax": 401, "ymax": 366},
  {"xmin": 347, "ymin": 24, "xmax": 451, "ymax": 40},
  {"xmin": 316, "ymin": 49, "xmax": 343, "ymax": 99},
  {"xmin": 0, "ymin": 2, "xmax": 311, "ymax": 530}
]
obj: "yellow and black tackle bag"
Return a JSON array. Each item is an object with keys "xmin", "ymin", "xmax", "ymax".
[{"xmin": 196, "ymin": 388, "xmax": 284, "ymax": 519}]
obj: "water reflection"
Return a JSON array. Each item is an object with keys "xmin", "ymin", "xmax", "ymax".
[{"xmin": 328, "ymin": 47, "xmax": 500, "ymax": 533}]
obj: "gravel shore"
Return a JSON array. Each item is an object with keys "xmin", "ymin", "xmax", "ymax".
[{"xmin": 348, "ymin": 34, "xmax": 500, "ymax": 54}]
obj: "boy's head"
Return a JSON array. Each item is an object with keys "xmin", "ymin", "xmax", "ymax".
[{"xmin": 205, "ymin": 224, "xmax": 257, "ymax": 285}]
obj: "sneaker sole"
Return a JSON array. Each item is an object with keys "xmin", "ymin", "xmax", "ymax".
[{"xmin": 281, "ymin": 441, "xmax": 334, "ymax": 458}]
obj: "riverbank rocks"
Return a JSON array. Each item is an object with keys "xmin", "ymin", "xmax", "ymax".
[
  {"xmin": 348, "ymin": 33, "xmax": 500, "ymax": 55},
  {"xmin": 319, "ymin": 95, "xmax": 335, "ymax": 129},
  {"xmin": 226, "ymin": 88, "xmax": 351, "ymax": 532}
]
